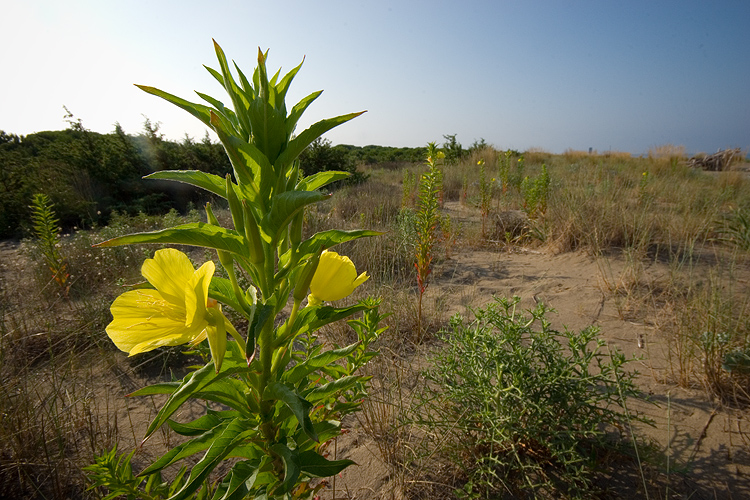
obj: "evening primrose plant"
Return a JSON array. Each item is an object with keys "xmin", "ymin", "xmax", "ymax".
[{"xmin": 91, "ymin": 41, "xmax": 380, "ymax": 500}]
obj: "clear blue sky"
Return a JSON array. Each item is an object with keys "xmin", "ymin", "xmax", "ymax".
[{"xmin": 2, "ymin": 0, "xmax": 748, "ymax": 155}]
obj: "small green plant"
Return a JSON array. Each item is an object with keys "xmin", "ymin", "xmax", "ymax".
[
  {"xmin": 29, "ymin": 193, "xmax": 71, "ymax": 296},
  {"xmin": 521, "ymin": 164, "xmax": 551, "ymax": 217},
  {"xmin": 497, "ymin": 149, "xmax": 513, "ymax": 195},
  {"xmin": 477, "ymin": 159, "xmax": 492, "ymax": 237},
  {"xmin": 414, "ymin": 142, "xmax": 444, "ymax": 341},
  {"xmin": 401, "ymin": 169, "xmax": 416, "ymax": 208},
  {"xmin": 716, "ymin": 207, "xmax": 750, "ymax": 251},
  {"xmin": 414, "ymin": 296, "xmax": 649, "ymax": 498},
  {"xmin": 85, "ymin": 446, "xmax": 214, "ymax": 500}
]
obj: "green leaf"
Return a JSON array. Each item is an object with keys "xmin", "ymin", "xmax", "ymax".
[
  {"xmin": 213, "ymin": 40, "xmax": 252, "ymax": 137},
  {"xmin": 269, "ymin": 443, "xmax": 300, "ymax": 495},
  {"xmin": 298, "ymin": 450, "xmax": 355, "ymax": 478},
  {"xmin": 262, "ymin": 190, "xmax": 329, "ymax": 244},
  {"xmin": 289, "ymin": 303, "xmax": 371, "ymax": 341},
  {"xmin": 262, "ymin": 382, "xmax": 318, "ymax": 442},
  {"xmin": 140, "ymin": 419, "xmax": 231, "ymax": 476},
  {"xmin": 194, "ymin": 378, "xmax": 255, "ymax": 417},
  {"xmin": 305, "ymin": 375, "xmax": 361, "ymax": 403},
  {"xmin": 136, "ymin": 85, "xmax": 213, "ymax": 129},
  {"xmin": 298, "ymin": 170, "xmax": 351, "ymax": 192},
  {"xmin": 285, "ymin": 90, "xmax": 322, "ymax": 137},
  {"xmin": 297, "ymin": 229, "xmax": 382, "ymax": 261},
  {"xmin": 167, "ymin": 413, "xmax": 223, "ymax": 437},
  {"xmin": 94, "ymin": 223, "xmax": 249, "ymax": 258},
  {"xmin": 284, "ymin": 343, "xmax": 359, "ymax": 386},
  {"xmin": 215, "ymin": 460, "xmax": 260, "ymax": 500},
  {"xmin": 209, "ymin": 276, "xmax": 244, "ymax": 313},
  {"xmin": 141, "ymin": 343, "xmax": 251, "ymax": 441},
  {"xmin": 129, "ymin": 381, "xmax": 181, "ymax": 397},
  {"xmin": 168, "ymin": 416, "xmax": 255, "ymax": 500},
  {"xmin": 276, "ymin": 111, "xmax": 365, "ymax": 171},
  {"xmin": 144, "ymin": 170, "xmax": 228, "ymax": 198}
]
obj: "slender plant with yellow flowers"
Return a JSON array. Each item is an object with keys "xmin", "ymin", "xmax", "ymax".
[{"xmin": 88, "ymin": 41, "xmax": 381, "ymax": 500}]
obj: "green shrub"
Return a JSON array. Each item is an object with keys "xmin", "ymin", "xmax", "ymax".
[{"xmin": 414, "ymin": 296, "xmax": 648, "ymax": 498}]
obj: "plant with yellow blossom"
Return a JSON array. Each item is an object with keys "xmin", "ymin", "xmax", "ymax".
[{"xmin": 89, "ymin": 40, "xmax": 382, "ymax": 500}]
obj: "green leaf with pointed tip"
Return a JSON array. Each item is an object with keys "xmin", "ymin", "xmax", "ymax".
[
  {"xmin": 167, "ymin": 413, "xmax": 223, "ymax": 437},
  {"xmin": 287, "ymin": 303, "xmax": 370, "ymax": 342},
  {"xmin": 140, "ymin": 418, "xmax": 231, "ymax": 476},
  {"xmin": 297, "ymin": 229, "xmax": 382, "ymax": 261},
  {"xmin": 269, "ymin": 443, "xmax": 300, "ymax": 495},
  {"xmin": 137, "ymin": 85, "xmax": 213, "ymax": 128},
  {"xmin": 276, "ymin": 111, "xmax": 365, "ymax": 171},
  {"xmin": 285, "ymin": 90, "xmax": 322, "ymax": 137},
  {"xmin": 213, "ymin": 40, "xmax": 251, "ymax": 136},
  {"xmin": 94, "ymin": 223, "xmax": 250, "ymax": 258},
  {"xmin": 304, "ymin": 375, "xmax": 360, "ymax": 403},
  {"xmin": 128, "ymin": 381, "xmax": 180, "ymax": 397},
  {"xmin": 298, "ymin": 451, "xmax": 355, "ymax": 478},
  {"xmin": 210, "ymin": 112, "xmax": 263, "ymax": 202},
  {"xmin": 216, "ymin": 460, "xmax": 260, "ymax": 500},
  {"xmin": 262, "ymin": 191, "xmax": 329, "ymax": 245},
  {"xmin": 275, "ymin": 58, "xmax": 304, "ymax": 105},
  {"xmin": 168, "ymin": 416, "xmax": 255, "ymax": 500},
  {"xmin": 263, "ymin": 382, "xmax": 317, "ymax": 442},
  {"xmin": 204, "ymin": 64, "xmax": 225, "ymax": 87},
  {"xmin": 140, "ymin": 342, "xmax": 251, "ymax": 442},
  {"xmin": 209, "ymin": 276, "xmax": 243, "ymax": 313},
  {"xmin": 298, "ymin": 170, "xmax": 351, "ymax": 192},
  {"xmin": 195, "ymin": 92, "xmax": 240, "ymax": 132},
  {"xmin": 284, "ymin": 342, "xmax": 359, "ymax": 385},
  {"xmin": 144, "ymin": 170, "xmax": 228, "ymax": 198}
]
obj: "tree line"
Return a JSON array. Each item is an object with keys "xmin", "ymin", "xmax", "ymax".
[{"xmin": 0, "ymin": 116, "xmax": 479, "ymax": 239}]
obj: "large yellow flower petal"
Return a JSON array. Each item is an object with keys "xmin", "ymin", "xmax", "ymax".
[
  {"xmin": 141, "ymin": 248, "xmax": 196, "ymax": 306},
  {"xmin": 185, "ymin": 260, "xmax": 215, "ymax": 328},
  {"xmin": 106, "ymin": 289, "xmax": 206, "ymax": 355},
  {"xmin": 309, "ymin": 251, "xmax": 369, "ymax": 304}
]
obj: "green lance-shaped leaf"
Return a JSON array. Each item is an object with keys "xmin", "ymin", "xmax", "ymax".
[
  {"xmin": 296, "ymin": 229, "xmax": 382, "ymax": 262},
  {"xmin": 285, "ymin": 90, "xmax": 322, "ymax": 138},
  {"xmin": 144, "ymin": 170, "xmax": 228, "ymax": 199},
  {"xmin": 212, "ymin": 39, "xmax": 252, "ymax": 138},
  {"xmin": 167, "ymin": 412, "xmax": 224, "ymax": 437},
  {"xmin": 195, "ymin": 91, "xmax": 241, "ymax": 133},
  {"xmin": 284, "ymin": 342, "xmax": 359, "ymax": 385},
  {"xmin": 140, "ymin": 342, "xmax": 251, "ymax": 442},
  {"xmin": 136, "ymin": 85, "xmax": 240, "ymax": 138},
  {"xmin": 168, "ymin": 416, "xmax": 255, "ymax": 500},
  {"xmin": 263, "ymin": 382, "xmax": 318, "ymax": 443},
  {"xmin": 277, "ymin": 303, "xmax": 371, "ymax": 347},
  {"xmin": 94, "ymin": 223, "xmax": 250, "ymax": 259},
  {"xmin": 298, "ymin": 170, "xmax": 351, "ymax": 192},
  {"xmin": 261, "ymin": 190, "xmax": 330, "ymax": 245},
  {"xmin": 209, "ymin": 276, "xmax": 245, "ymax": 316},
  {"xmin": 275, "ymin": 111, "xmax": 365, "ymax": 173},
  {"xmin": 215, "ymin": 460, "xmax": 260, "ymax": 500},
  {"xmin": 274, "ymin": 56, "xmax": 304, "ymax": 107},
  {"xmin": 225, "ymin": 174, "xmax": 244, "ymax": 232},
  {"xmin": 140, "ymin": 418, "xmax": 232, "ymax": 476},
  {"xmin": 298, "ymin": 450, "xmax": 356, "ymax": 478},
  {"xmin": 210, "ymin": 112, "xmax": 266, "ymax": 205},
  {"xmin": 269, "ymin": 443, "xmax": 300, "ymax": 495},
  {"xmin": 304, "ymin": 375, "xmax": 361, "ymax": 404}
]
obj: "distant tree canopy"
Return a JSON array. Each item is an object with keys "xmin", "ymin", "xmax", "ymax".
[
  {"xmin": 0, "ymin": 118, "xmax": 475, "ymax": 239},
  {"xmin": 0, "ymin": 119, "xmax": 231, "ymax": 238}
]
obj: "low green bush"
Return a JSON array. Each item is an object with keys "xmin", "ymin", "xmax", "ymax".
[{"xmin": 414, "ymin": 296, "xmax": 649, "ymax": 499}]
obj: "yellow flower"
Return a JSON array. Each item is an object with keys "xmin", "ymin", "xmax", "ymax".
[
  {"xmin": 106, "ymin": 248, "xmax": 234, "ymax": 371},
  {"xmin": 307, "ymin": 250, "xmax": 368, "ymax": 307}
]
